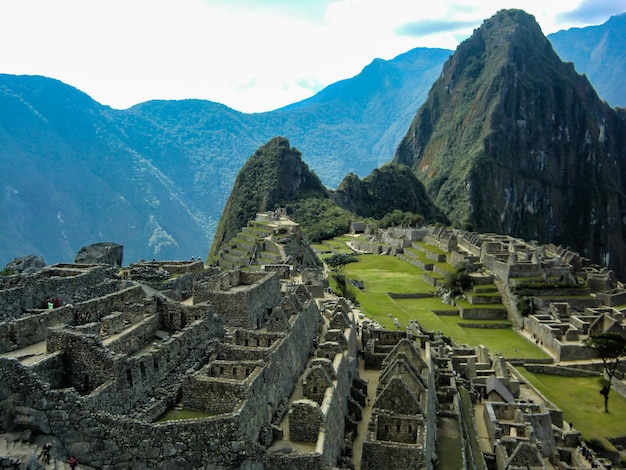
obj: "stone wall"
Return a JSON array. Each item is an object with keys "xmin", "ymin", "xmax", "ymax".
[
  {"xmin": 523, "ymin": 315, "xmax": 599, "ymax": 361},
  {"xmin": 0, "ymin": 315, "xmax": 235, "ymax": 468},
  {"xmin": 157, "ymin": 297, "xmax": 217, "ymax": 331},
  {"xmin": 46, "ymin": 329, "xmax": 117, "ymax": 394},
  {"xmin": 0, "ymin": 284, "xmax": 146, "ymax": 354},
  {"xmin": 361, "ymin": 429, "xmax": 425, "ymax": 470},
  {"xmin": 289, "ymin": 399, "xmax": 324, "ymax": 442},
  {"xmin": 266, "ymin": 452, "xmax": 323, "ymax": 470},
  {"xmin": 316, "ymin": 352, "xmax": 353, "ymax": 466},
  {"xmin": 100, "ymin": 314, "xmax": 163, "ymax": 356},
  {"xmin": 198, "ymin": 272, "xmax": 282, "ymax": 328},
  {"xmin": 0, "ymin": 265, "xmax": 117, "ymax": 322},
  {"xmin": 596, "ymin": 288, "xmax": 626, "ymax": 306},
  {"xmin": 183, "ymin": 362, "xmax": 263, "ymax": 414}
]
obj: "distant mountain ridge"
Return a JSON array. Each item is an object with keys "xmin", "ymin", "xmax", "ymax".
[
  {"xmin": 549, "ymin": 12, "xmax": 626, "ymax": 108},
  {"xmin": 0, "ymin": 10, "xmax": 625, "ymax": 266},
  {"xmin": 0, "ymin": 47, "xmax": 449, "ymax": 264}
]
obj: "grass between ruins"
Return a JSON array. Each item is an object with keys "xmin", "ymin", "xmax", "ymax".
[
  {"xmin": 516, "ymin": 368, "xmax": 626, "ymax": 452},
  {"xmin": 319, "ymin": 238, "xmax": 626, "ymax": 451},
  {"xmin": 334, "ymin": 252, "xmax": 548, "ymax": 359}
]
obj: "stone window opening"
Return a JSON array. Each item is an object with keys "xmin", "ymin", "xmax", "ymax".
[
  {"xmin": 140, "ymin": 362, "xmax": 146, "ymax": 380},
  {"xmin": 126, "ymin": 369, "xmax": 133, "ymax": 387},
  {"xmin": 233, "ymin": 368, "xmax": 237, "ymax": 377},
  {"xmin": 153, "ymin": 357, "xmax": 159, "ymax": 371},
  {"xmin": 245, "ymin": 339, "xmax": 249, "ymax": 347}
]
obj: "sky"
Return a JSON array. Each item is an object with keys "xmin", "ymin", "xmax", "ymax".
[{"xmin": 1, "ymin": 0, "xmax": 625, "ymax": 113}]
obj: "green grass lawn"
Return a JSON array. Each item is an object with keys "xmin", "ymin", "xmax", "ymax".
[
  {"xmin": 312, "ymin": 236, "xmax": 354, "ymax": 254},
  {"xmin": 157, "ymin": 408, "xmax": 211, "ymax": 422},
  {"xmin": 330, "ymin": 244, "xmax": 622, "ymax": 454},
  {"xmin": 341, "ymin": 253, "xmax": 549, "ymax": 360},
  {"xmin": 516, "ymin": 367, "xmax": 626, "ymax": 450}
]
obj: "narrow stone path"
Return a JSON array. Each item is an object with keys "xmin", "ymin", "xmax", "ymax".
[{"xmin": 0, "ymin": 432, "xmax": 96, "ymax": 469}]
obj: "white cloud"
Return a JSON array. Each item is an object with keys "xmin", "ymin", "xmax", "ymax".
[{"xmin": 0, "ymin": 0, "xmax": 623, "ymax": 112}]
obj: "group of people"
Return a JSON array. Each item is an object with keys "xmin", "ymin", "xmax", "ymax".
[{"xmin": 39, "ymin": 443, "xmax": 78, "ymax": 469}]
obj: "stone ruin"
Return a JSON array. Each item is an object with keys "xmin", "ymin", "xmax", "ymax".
[
  {"xmin": 0, "ymin": 259, "xmax": 366, "ymax": 469},
  {"xmin": 360, "ymin": 337, "xmax": 437, "ymax": 470}
]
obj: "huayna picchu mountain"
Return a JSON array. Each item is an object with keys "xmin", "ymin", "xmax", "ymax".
[
  {"xmin": 208, "ymin": 137, "xmax": 329, "ymax": 261},
  {"xmin": 209, "ymin": 137, "xmax": 448, "ymax": 263},
  {"xmin": 394, "ymin": 9, "xmax": 626, "ymax": 279}
]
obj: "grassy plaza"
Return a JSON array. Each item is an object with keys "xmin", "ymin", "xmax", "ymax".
[
  {"xmin": 321, "ymin": 244, "xmax": 626, "ymax": 454},
  {"xmin": 336, "ymin": 252, "xmax": 548, "ymax": 359}
]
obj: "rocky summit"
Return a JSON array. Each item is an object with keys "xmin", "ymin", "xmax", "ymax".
[{"xmin": 394, "ymin": 9, "xmax": 626, "ymax": 279}]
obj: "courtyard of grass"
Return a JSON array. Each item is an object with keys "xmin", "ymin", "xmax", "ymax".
[
  {"xmin": 516, "ymin": 367, "xmax": 626, "ymax": 453},
  {"xmin": 339, "ymin": 253, "xmax": 549, "ymax": 360},
  {"xmin": 326, "ymin": 246, "xmax": 623, "ymax": 456}
]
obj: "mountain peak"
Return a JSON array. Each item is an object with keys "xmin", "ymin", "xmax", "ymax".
[
  {"xmin": 394, "ymin": 7, "xmax": 626, "ymax": 277},
  {"xmin": 208, "ymin": 137, "xmax": 328, "ymax": 261}
]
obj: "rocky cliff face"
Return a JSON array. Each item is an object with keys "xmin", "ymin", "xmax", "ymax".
[{"xmin": 394, "ymin": 9, "xmax": 626, "ymax": 278}]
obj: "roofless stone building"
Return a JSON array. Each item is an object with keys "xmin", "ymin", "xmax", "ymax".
[{"xmin": 0, "ymin": 260, "xmax": 363, "ymax": 468}]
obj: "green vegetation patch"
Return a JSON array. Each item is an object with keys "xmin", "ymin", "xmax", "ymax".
[
  {"xmin": 157, "ymin": 408, "xmax": 212, "ymax": 422},
  {"xmin": 343, "ymin": 252, "xmax": 548, "ymax": 359},
  {"xmin": 516, "ymin": 367, "xmax": 626, "ymax": 451}
]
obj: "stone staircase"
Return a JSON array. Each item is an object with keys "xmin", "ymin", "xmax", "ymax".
[{"xmin": 0, "ymin": 432, "xmax": 94, "ymax": 469}]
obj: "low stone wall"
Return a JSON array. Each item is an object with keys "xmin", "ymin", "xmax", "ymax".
[
  {"xmin": 458, "ymin": 322, "xmax": 510, "ymax": 329},
  {"xmin": 0, "ymin": 265, "xmax": 116, "ymax": 322},
  {"xmin": 0, "ymin": 285, "xmax": 145, "ymax": 354},
  {"xmin": 350, "ymin": 239, "xmax": 384, "ymax": 254},
  {"xmin": 524, "ymin": 364, "xmax": 600, "ymax": 377},
  {"xmin": 459, "ymin": 307, "xmax": 507, "ymax": 320},
  {"xmin": 387, "ymin": 292, "xmax": 435, "ymax": 299},
  {"xmin": 267, "ymin": 452, "xmax": 323, "ymax": 470},
  {"xmin": 421, "ymin": 272, "xmax": 441, "ymax": 286}
]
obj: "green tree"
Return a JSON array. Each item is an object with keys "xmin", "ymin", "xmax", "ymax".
[
  {"xmin": 443, "ymin": 262, "xmax": 474, "ymax": 295},
  {"xmin": 325, "ymin": 253, "xmax": 358, "ymax": 274},
  {"xmin": 584, "ymin": 333, "xmax": 626, "ymax": 412}
]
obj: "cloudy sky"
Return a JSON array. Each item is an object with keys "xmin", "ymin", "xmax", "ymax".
[{"xmin": 1, "ymin": 0, "xmax": 625, "ymax": 113}]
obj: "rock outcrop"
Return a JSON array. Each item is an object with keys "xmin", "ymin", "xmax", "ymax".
[
  {"xmin": 74, "ymin": 242, "xmax": 123, "ymax": 266},
  {"xmin": 4, "ymin": 255, "xmax": 45, "ymax": 274}
]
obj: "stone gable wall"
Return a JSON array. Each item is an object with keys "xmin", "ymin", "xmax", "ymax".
[{"xmin": 361, "ymin": 432, "xmax": 424, "ymax": 470}]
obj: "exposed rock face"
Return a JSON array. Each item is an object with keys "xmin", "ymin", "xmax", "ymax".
[
  {"xmin": 74, "ymin": 242, "xmax": 124, "ymax": 266},
  {"xmin": 4, "ymin": 255, "xmax": 45, "ymax": 274},
  {"xmin": 394, "ymin": 9, "xmax": 626, "ymax": 279}
]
